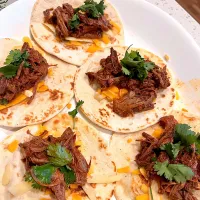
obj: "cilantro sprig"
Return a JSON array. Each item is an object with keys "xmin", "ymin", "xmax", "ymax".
[
  {"xmin": 160, "ymin": 142, "xmax": 182, "ymax": 159},
  {"xmin": 174, "ymin": 124, "xmax": 200, "ymax": 154},
  {"xmin": 69, "ymin": 0, "xmax": 106, "ymax": 29},
  {"xmin": 47, "ymin": 144, "xmax": 73, "ymax": 166},
  {"xmin": 68, "ymin": 100, "xmax": 84, "ymax": 118},
  {"xmin": 121, "ymin": 46, "xmax": 155, "ymax": 81},
  {"xmin": 154, "ymin": 161, "xmax": 194, "ymax": 183},
  {"xmin": 0, "ymin": 49, "xmax": 30, "ymax": 79},
  {"xmin": 25, "ymin": 143, "xmax": 76, "ymax": 189},
  {"xmin": 69, "ymin": 13, "xmax": 80, "ymax": 30},
  {"xmin": 76, "ymin": 0, "xmax": 106, "ymax": 18},
  {"xmin": 24, "ymin": 173, "xmax": 44, "ymax": 190}
]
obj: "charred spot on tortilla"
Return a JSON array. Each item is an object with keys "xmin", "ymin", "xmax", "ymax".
[
  {"xmin": 86, "ymin": 47, "xmax": 171, "ymax": 118},
  {"xmin": 20, "ymin": 127, "xmax": 89, "ymax": 200},
  {"xmin": 43, "ymin": 1, "xmax": 112, "ymax": 40},
  {"xmin": 135, "ymin": 115, "xmax": 200, "ymax": 200},
  {"xmin": 0, "ymin": 42, "xmax": 49, "ymax": 105}
]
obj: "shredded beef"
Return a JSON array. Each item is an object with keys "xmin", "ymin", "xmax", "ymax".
[
  {"xmin": 86, "ymin": 48, "xmax": 171, "ymax": 117},
  {"xmin": 20, "ymin": 128, "xmax": 89, "ymax": 200},
  {"xmin": 0, "ymin": 42, "xmax": 49, "ymax": 104},
  {"xmin": 43, "ymin": 4, "xmax": 112, "ymax": 39},
  {"xmin": 135, "ymin": 116, "xmax": 200, "ymax": 200}
]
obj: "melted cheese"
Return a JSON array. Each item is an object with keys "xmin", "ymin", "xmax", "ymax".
[
  {"xmin": 0, "ymin": 93, "xmax": 27, "ymax": 111},
  {"xmin": 117, "ymin": 166, "xmax": 130, "ymax": 173},
  {"xmin": 110, "ymin": 21, "xmax": 121, "ymax": 34},
  {"xmin": 86, "ymin": 44, "xmax": 103, "ymax": 53},
  {"xmin": 22, "ymin": 36, "xmax": 33, "ymax": 48}
]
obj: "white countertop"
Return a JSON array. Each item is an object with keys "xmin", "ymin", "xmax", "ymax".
[
  {"xmin": 146, "ymin": 0, "xmax": 200, "ymax": 46},
  {"xmin": 0, "ymin": 0, "xmax": 200, "ymax": 46}
]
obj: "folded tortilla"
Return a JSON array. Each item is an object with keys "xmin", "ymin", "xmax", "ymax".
[
  {"xmin": 109, "ymin": 110, "xmax": 200, "ymax": 200},
  {"xmin": 0, "ymin": 113, "xmax": 118, "ymax": 200},
  {"xmin": 74, "ymin": 46, "xmax": 176, "ymax": 133},
  {"xmin": 0, "ymin": 38, "xmax": 77, "ymax": 127},
  {"xmin": 30, "ymin": 0, "xmax": 124, "ymax": 66}
]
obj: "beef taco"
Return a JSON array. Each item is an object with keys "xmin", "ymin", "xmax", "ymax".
[
  {"xmin": 0, "ymin": 113, "xmax": 119, "ymax": 200},
  {"xmin": 74, "ymin": 46, "xmax": 176, "ymax": 133},
  {"xmin": 109, "ymin": 111, "xmax": 200, "ymax": 200},
  {"xmin": 30, "ymin": 0, "xmax": 124, "ymax": 66},
  {"xmin": 0, "ymin": 38, "xmax": 76, "ymax": 127}
]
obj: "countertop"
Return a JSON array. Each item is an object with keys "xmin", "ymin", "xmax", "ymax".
[{"xmin": 0, "ymin": 0, "xmax": 200, "ymax": 46}]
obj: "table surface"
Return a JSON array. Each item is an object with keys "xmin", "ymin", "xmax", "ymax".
[{"xmin": 0, "ymin": 0, "xmax": 200, "ymax": 46}]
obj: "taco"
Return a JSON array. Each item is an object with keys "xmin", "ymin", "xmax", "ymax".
[
  {"xmin": 0, "ymin": 38, "xmax": 76, "ymax": 127},
  {"xmin": 0, "ymin": 113, "xmax": 120, "ymax": 200},
  {"xmin": 109, "ymin": 111, "xmax": 200, "ymax": 200},
  {"xmin": 74, "ymin": 46, "xmax": 176, "ymax": 133},
  {"xmin": 30, "ymin": 0, "xmax": 124, "ymax": 66}
]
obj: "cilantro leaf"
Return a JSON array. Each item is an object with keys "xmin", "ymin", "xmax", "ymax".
[
  {"xmin": 0, "ymin": 64, "xmax": 19, "ymax": 78},
  {"xmin": 24, "ymin": 173, "xmax": 44, "ymax": 190},
  {"xmin": 32, "ymin": 164, "xmax": 56, "ymax": 184},
  {"xmin": 0, "ymin": 50, "xmax": 30, "ymax": 79},
  {"xmin": 47, "ymin": 144, "xmax": 73, "ymax": 166},
  {"xmin": 122, "ymin": 66, "xmax": 131, "ymax": 76},
  {"xmin": 160, "ymin": 142, "xmax": 181, "ymax": 159},
  {"xmin": 60, "ymin": 166, "xmax": 76, "ymax": 184},
  {"xmin": 120, "ymin": 47, "xmax": 155, "ymax": 81},
  {"xmin": 68, "ymin": 100, "xmax": 84, "ymax": 118},
  {"xmin": 69, "ymin": 13, "xmax": 80, "ymax": 30},
  {"xmin": 174, "ymin": 124, "xmax": 200, "ymax": 154},
  {"xmin": 77, "ymin": 0, "xmax": 106, "ymax": 18},
  {"xmin": 154, "ymin": 161, "xmax": 194, "ymax": 183},
  {"xmin": 0, "ymin": 98, "xmax": 8, "ymax": 105}
]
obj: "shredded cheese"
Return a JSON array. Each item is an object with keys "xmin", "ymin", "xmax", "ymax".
[
  {"xmin": 117, "ymin": 166, "xmax": 130, "ymax": 173},
  {"xmin": 101, "ymin": 33, "xmax": 110, "ymax": 44},
  {"xmin": 7, "ymin": 140, "xmax": 19, "ymax": 153},
  {"xmin": 110, "ymin": 21, "xmax": 121, "ymax": 34},
  {"xmin": 141, "ymin": 184, "xmax": 149, "ymax": 194},
  {"xmin": 176, "ymin": 91, "xmax": 180, "ymax": 100},
  {"xmin": 86, "ymin": 44, "xmax": 103, "ymax": 53},
  {"xmin": 22, "ymin": 36, "xmax": 33, "ymax": 48},
  {"xmin": 152, "ymin": 127, "xmax": 164, "ymax": 138},
  {"xmin": 72, "ymin": 193, "xmax": 82, "ymax": 200},
  {"xmin": 132, "ymin": 169, "xmax": 140, "ymax": 175},
  {"xmin": 135, "ymin": 194, "xmax": 149, "ymax": 200}
]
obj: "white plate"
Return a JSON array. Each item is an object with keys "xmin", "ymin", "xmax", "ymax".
[{"xmin": 0, "ymin": 0, "xmax": 200, "ymax": 136}]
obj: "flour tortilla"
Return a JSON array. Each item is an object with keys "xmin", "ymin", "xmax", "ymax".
[
  {"xmin": 30, "ymin": 0, "xmax": 124, "ymax": 66},
  {"xmin": 74, "ymin": 46, "xmax": 176, "ymax": 133},
  {"xmin": 0, "ymin": 38, "xmax": 77, "ymax": 127},
  {"xmin": 0, "ymin": 113, "xmax": 119, "ymax": 200},
  {"xmin": 109, "ymin": 110, "xmax": 200, "ymax": 200}
]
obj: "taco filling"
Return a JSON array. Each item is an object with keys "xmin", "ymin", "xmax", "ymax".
[
  {"xmin": 0, "ymin": 42, "xmax": 49, "ymax": 105},
  {"xmin": 136, "ymin": 115, "xmax": 200, "ymax": 200},
  {"xmin": 19, "ymin": 127, "xmax": 89, "ymax": 200},
  {"xmin": 43, "ymin": 0, "xmax": 112, "ymax": 39},
  {"xmin": 86, "ymin": 47, "xmax": 171, "ymax": 117}
]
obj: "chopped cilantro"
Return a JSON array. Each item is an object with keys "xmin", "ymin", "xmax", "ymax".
[
  {"xmin": 24, "ymin": 173, "xmax": 44, "ymax": 190},
  {"xmin": 0, "ymin": 98, "xmax": 8, "ymax": 105},
  {"xmin": 60, "ymin": 166, "xmax": 76, "ymax": 184},
  {"xmin": 47, "ymin": 144, "xmax": 73, "ymax": 167},
  {"xmin": 174, "ymin": 124, "xmax": 200, "ymax": 154},
  {"xmin": 151, "ymin": 157, "xmax": 157, "ymax": 162},
  {"xmin": 154, "ymin": 161, "xmax": 194, "ymax": 183},
  {"xmin": 68, "ymin": 100, "xmax": 84, "ymax": 118},
  {"xmin": 69, "ymin": 13, "xmax": 80, "ymax": 30},
  {"xmin": 160, "ymin": 142, "xmax": 181, "ymax": 159},
  {"xmin": 32, "ymin": 164, "xmax": 56, "ymax": 184},
  {"xmin": 121, "ymin": 46, "xmax": 155, "ymax": 81},
  {"xmin": 0, "ymin": 49, "xmax": 30, "ymax": 79},
  {"xmin": 77, "ymin": 0, "xmax": 106, "ymax": 18}
]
